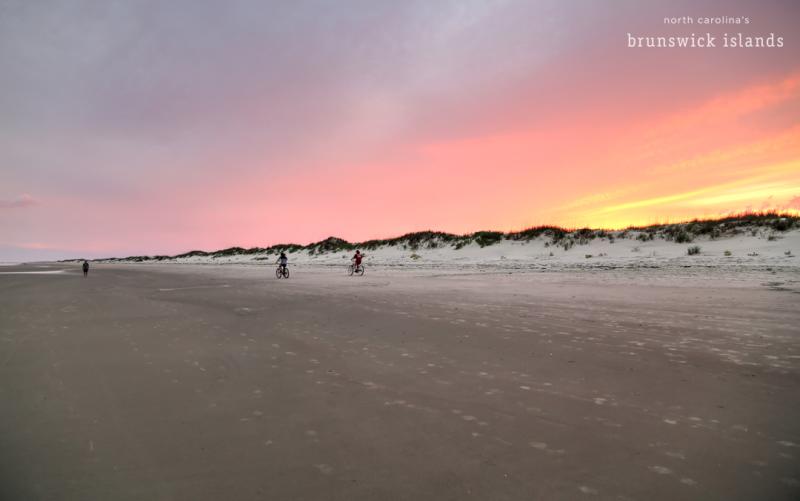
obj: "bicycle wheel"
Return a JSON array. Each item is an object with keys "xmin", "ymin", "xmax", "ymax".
[
  {"xmin": 283, "ymin": 268, "xmax": 290, "ymax": 278},
  {"xmin": 347, "ymin": 264, "xmax": 354, "ymax": 276},
  {"xmin": 275, "ymin": 267, "xmax": 283, "ymax": 279},
  {"xmin": 356, "ymin": 265, "xmax": 365, "ymax": 276}
]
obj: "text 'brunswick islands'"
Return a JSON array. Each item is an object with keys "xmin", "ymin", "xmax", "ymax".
[{"xmin": 627, "ymin": 32, "xmax": 783, "ymax": 48}]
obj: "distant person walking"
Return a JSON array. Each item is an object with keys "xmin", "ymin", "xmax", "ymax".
[{"xmin": 82, "ymin": 260, "xmax": 89, "ymax": 277}]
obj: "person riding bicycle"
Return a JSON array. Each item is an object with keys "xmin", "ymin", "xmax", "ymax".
[
  {"xmin": 352, "ymin": 250, "xmax": 364, "ymax": 270},
  {"xmin": 276, "ymin": 252, "xmax": 288, "ymax": 273}
]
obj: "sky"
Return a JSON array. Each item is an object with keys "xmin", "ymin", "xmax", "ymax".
[{"xmin": 1, "ymin": 0, "xmax": 799, "ymax": 261}]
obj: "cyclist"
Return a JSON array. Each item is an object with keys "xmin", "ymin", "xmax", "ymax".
[
  {"xmin": 276, "ymin": 252, "xmax": 288, "ymax": 274},
  {"xmin": 352, "ymin": 250, "xmax": 364, "ymax": 272}
]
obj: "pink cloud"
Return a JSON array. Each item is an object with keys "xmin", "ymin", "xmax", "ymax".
[
  {"xmin": 0, "ymin": 193, "xmax": 37, "ymax": 209},
  {"xmin": 784, "ymin": 196, "xmax": 800, "ymax": 211},
  {"xmin": 18, "ymin": 242, "xmax": 51, "ymax": 250}
]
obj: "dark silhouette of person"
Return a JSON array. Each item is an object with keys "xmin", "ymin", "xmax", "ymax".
[
  {"xmin": 82, "ymin": 260, "xmax": 89, "ymax": 277},
  {"xmin": 352, "ymin": 250, "xmax": 363, "ymax": 269},
  {"xmin": 276, "ymin": 252, "xmax": 288, "ymax": 272}
]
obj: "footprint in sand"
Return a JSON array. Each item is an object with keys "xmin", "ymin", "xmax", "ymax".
[
  {"xmin": 314, "ymin": 464, "xmax": 333, "ymax": 475},
  {"xmin": 529, "ymin": 441, "xmax": 565, "ymax": 454}
]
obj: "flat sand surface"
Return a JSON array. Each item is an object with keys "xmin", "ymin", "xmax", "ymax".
[{"xmin": 1, "ymin": 263, "xmax": 799, "ymax": 500}]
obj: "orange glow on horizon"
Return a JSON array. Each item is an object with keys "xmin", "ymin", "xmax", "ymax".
[{"xmin": 394, "ymin": 72, "xmax": 800, "ymax": 233}]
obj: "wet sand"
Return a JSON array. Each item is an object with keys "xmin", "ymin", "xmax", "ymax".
[{"xmin": 1, "ymin": 263, "xmax": 799, "ymax": 500}]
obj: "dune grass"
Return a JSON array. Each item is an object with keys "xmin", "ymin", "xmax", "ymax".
[{"xmin": 85, "ymin": 211, "xmax": 798, "ymax": 262}]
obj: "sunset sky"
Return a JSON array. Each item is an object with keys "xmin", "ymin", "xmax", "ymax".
[{"xmin": 1, "ymin": 0, "xmax": 799, "ymax": 260}]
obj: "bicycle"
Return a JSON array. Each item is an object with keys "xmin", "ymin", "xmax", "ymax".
[
  {"xmin": 276, "ymin": 265, "xmax": 290, "ymax": 279},
  {"xmin": 347, "ymin": 263, "xmax": 365, "ymax": 276}
]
